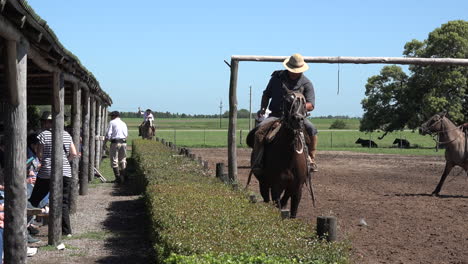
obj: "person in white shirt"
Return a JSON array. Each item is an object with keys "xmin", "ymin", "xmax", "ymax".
[
  {"xmin": 104, "ymin": 111, "xmax": 128, "ymax": 183},
  {"xmin": 138, "ymin": 107, "xmax": 155, "ymax": 136}
]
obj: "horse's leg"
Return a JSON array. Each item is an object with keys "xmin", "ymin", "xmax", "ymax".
[
  {"xmin": 259, "ymin": 181, "xmax": 270, "ymax": 203},
  {"xmin": 280, "ymin": 189, "xmax": 291, "ymax": 209},
  {"xmin": 270, "ymin": 184, "xmax": 284, "ymax": 208},
  {"xmin": 432, "ymin": 162, "xmax": 454, "ymax": 196},
  {"xmin": 290, "ymin": 184, "xmax": 303, "ymax": 218}
]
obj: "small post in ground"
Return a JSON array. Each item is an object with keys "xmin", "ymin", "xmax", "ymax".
[{"xmin": 316, "ymin": 216, "xmax": 337, "ymax": 242}]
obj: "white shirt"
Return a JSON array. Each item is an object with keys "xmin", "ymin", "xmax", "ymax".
[
  {"xmin": 107, "ymin": 117, "xmax": 128, "ymax": 140},
  {"xmin": 144, "ymin": 112, "xmax": 154, "ymax": 122}
]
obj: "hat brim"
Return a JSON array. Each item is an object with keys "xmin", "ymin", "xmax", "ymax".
[{"xmin": 283, "ymin": 58, "xmax": 309, "ymax": 73}]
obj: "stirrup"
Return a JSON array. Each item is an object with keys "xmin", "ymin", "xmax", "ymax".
[{"xmin": 308, "ymin": 156, "xmax": 318, "ymax": 172}]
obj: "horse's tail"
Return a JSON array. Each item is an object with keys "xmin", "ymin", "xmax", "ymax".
[{"xmin": 245, "ymin": 169, "xmax": 254, "ymax": 190}]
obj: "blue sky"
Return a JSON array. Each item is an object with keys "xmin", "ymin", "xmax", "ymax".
[{"xmin": 28, "ymin": 0, "xmax": 467, "ymax": 117}]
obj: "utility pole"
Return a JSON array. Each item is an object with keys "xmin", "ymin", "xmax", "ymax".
[
  {"xmin": 219, "ymin": 100, "xmax": 223, "ymax": 129},
  {"xmin": 249, "ymin": 85, "xmax": 252, "ymax": 131}
]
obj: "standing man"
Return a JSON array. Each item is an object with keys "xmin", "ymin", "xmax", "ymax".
[
  {"xmin": 104, "ymin": 111, "xmax": 128, "ymax": 183},
  {"xmin": 255, "ymin": 53, "xmax": 318, "ymax": 171}
]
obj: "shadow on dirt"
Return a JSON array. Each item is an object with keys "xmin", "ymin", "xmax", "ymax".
[
  {"xmin": 394, "ymin": 193, "xmax": 468, "ymax": 199},
  {"xmin": 97, "ymin": 158, "xmax": 154, "ymax": 264}
]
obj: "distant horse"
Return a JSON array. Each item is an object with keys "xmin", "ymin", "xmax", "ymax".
[
  {"xmin": 419, "ymin": 112, "xmax": 468, "ymax": 195},
  {"xmin": 393, "ymin": 138, "xmax": 410, "ymax": 148},
  {"xmin": 141, "ymin": 120, "xmax": 155, "ymax": 140},
  {"xmin": 247, "ymin": 88, "xmax": 313, "ymax": 218},
  {"xmin": 355, "ymin": 138, "xmax": 378, "ymax": 148}
]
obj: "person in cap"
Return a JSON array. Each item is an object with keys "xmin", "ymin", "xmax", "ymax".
[
  {"xmin": 104, "ymin": 111, "xmax": 128, "ymax": 183},
  {"xmin": 255, "ymin": 53, "xmax": 318, "ymax": 172},
  {"xmin": 137, "ymin": 107, "xmax": 155, "ymax": 136},
  {"xmin": 29, "ymin": 111, "xmax": 78, "ymax": 237}
]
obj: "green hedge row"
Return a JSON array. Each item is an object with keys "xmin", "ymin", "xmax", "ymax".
[{"xmin": 132, "ymin": 139, "xmax": 350, "ymax": 264}]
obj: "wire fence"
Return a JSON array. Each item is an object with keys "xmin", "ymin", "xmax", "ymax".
[{"xmin": 155, "ymin": 129, "xmax": 440, "ymax": 151}]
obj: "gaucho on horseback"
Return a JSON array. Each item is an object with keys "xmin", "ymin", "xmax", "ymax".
[
  {"xmin": 253, "ymin": 53, "xmax": 318, "ymax": 173},
  {"xmin": 138, "ymin": 107, "xmax": 155, "ymax": 137}
]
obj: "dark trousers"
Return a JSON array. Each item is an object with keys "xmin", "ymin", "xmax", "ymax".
[{"xmin": 29, "ymin": 177, "xmax": 72, "ymax": 235}]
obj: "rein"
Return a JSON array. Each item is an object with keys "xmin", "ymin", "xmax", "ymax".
[{"xmin": 429, "ymin": 117, "xmax": 464, "ymax": 145}]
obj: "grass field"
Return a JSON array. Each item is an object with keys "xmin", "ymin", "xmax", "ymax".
[{"xmin": 120, "ymin": 117, "xmax": 443, "ymax": 156}]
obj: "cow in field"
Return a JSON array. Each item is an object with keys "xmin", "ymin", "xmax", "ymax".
[
  {"xmin": 355, "ymin": 138, "xmax": 378, "ymax": 148},
  {"xmin": 393, "ymin": 138, "xmax": 410, "ymax": 148}
]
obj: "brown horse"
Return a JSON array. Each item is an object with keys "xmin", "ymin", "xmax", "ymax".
[
  {"xmin": 247, "ymin": 89, "xmax": 313, "ymax": 218},
  {"xmin": 419, "ymin": 112, "xmax": 468, "ymax": 196},
  {"xmin": 141, "ymin": 120, "xmax": 155, "ymax": 140}
]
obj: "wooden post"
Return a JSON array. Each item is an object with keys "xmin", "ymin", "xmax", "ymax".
[
  {"xmin": 203, "ymin": 160, "xmax": 209, "ymax": 171},
  {"xmin": 3, "ymin": 40, "xmax": 27, "ymax": 264},
  {"xmin": 227, "ymin": 59, "xmax": 238, "ymax": 182},
  {"xmin": 231, "ymin": 55, "xmax": 468, "ymax": 66},
  {"xmin": 317, "ymin": 216, "xmax": 337, "ymax": 242},
  {"xmin": 49, "ymin": 71, "xmax": 65, "ymax": 245},
  {"xmin": 79, "ymin": 88, "xmax": 90, "ymax": 195},
  {"xmin": 70, "ymin": 82, "xmax": 81, "ymax": 214},
  {"xmin": 88, "ymin": 96, "xmax": 96, "ymax": 182},
  {"xmin": 216, "ymin": 163, "xmax": 224, "ymax": 179},
  {"xmin": 95, "ymin": 101, "xmax": 102, "ymax": 169},
  {"xmin": 101, "ymin": 106, "xmax": 107, "ymax": 158}
]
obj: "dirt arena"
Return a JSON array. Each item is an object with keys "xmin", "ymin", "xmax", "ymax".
[{"xmin": 191, "ymin": 148, "xmax": 468, "ymax": 264}]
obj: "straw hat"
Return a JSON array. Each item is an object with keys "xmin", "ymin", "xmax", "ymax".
[
  {"xmin": 40, "ymin": 111, "xmax": 52, "ymax": 120},
  {"xmin": 283, "ymin": 53, "xmax": 309, "ymax": 73}
]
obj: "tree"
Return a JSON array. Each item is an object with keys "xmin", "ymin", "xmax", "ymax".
[
  {"xmin": 361, "ymin": 20, "xmax": 468, "ymax": 136},
  {"xmin": 329, "ymin": 119, "xmax": 349, "ymax": 129}
]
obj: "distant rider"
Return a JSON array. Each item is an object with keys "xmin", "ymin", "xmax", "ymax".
[{"xmin": 138, "ymin": 107, "xmax": 155, "ymax": 136}]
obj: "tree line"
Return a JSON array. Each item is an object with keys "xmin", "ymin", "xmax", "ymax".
[{"xmin": 118, "ymin": 109, "xmax": 358, "ymax": 119}]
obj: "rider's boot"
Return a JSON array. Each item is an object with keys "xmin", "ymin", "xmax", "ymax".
[
  {"xmin": 308, "ymin": 135, "xmax": 318, "ymax": 172},
  {"xmin": 112, "ymin": 168, "xmax": 121, "ymax": 184},
  {"xmin": 138, "ymin": 125, "xmax": 142, "ymax": 136}
]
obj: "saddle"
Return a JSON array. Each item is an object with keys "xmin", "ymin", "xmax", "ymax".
[{"xmin": 246, "ymin": 120, "xmax": 282, "ymax": 148}]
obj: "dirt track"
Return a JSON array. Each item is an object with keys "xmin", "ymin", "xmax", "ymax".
[{"xmin": 192, "ymin": 148, "xmax": 468, "ymax": 264}]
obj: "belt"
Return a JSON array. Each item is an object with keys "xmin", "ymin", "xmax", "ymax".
[{"xmin": 111, "ymin": 139, "xmax": 126, "ymax": 143}]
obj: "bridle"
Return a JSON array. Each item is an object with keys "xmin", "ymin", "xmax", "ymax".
[{"xmin": 423, "ymin": 116, "xmax": 463, "ymax": 145}]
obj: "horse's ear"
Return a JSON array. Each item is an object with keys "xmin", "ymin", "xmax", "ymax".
[
  {"xmin": 440, "ymin": 110, "xmax": 448, "ymax": 117},
  {"xmin": 299, "ymin": 86, "xmax": 304, "ymax": 93}
]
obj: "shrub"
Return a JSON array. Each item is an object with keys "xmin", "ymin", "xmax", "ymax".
[
  {"xmin": 133, "ymin": 140, "xmax": 350, "ymax": 264},
  {"xmin": 329, "ymin": 120, "xmax": 348, "ymax": 129}
]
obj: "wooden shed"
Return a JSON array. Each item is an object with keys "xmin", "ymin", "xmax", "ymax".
[{"xmin": 0, "ymin": 1, "xmax": 112, "ymax": 262}]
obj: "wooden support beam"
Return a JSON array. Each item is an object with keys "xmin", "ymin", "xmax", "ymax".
[
  {"xmin": 101, "ymin": 106, "xmax": 107, "ymax": 159},
  {"xmin": 79, "ymin": 89, "xmax": 90, "ymax": 195},
  {"xmin": 49, "ymin": 71, "xmax": 64, "ymax": 246},
  {"xmin": 95, "ymin": 101, "xmax": 102, "ymax": 169},
  {"xmin": 70, "ymin": 82, "xmax": 81, "ymax": 214},
  {"xmin": 20, "ymin": 16, "xmax": 26, "ymax": 29},
  {"xmin": 231, "ymin": 55, "xmax": 468, "ymax": 66},
  {"xmin": 3, "ymin": 40, "xmax": 28, "ymax": 264},
  {"xmin": 0, "ymin": 0, "xmax": 6, "ymax": 12},
  {"xmin": 88, "ymin": 96, "xmax": 96, "ymax": 182},
  {"xmin": 227, "ymin": 59, "xmax": 238, "ymax": 182}
]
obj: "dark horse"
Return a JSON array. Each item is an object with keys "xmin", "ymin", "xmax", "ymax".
[
  {"xmin": 247, "ymin": 89, "xmax": 313, "ymax": 218},
  {"xmin": 420, "ymin": 112, "xmax": 468, "ymax": 196},
  {"xmin": 141, "ymin": 120, "xmax": 155, "ymax": 140}
]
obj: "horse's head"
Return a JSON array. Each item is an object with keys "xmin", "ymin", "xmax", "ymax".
[
  {"xmin": 282, "ymin": 89, "xmax": 307, "ymax": 130},
  {"xmin": 419, "ymin": 112, "xmax": 447, "ymax": 135}
]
